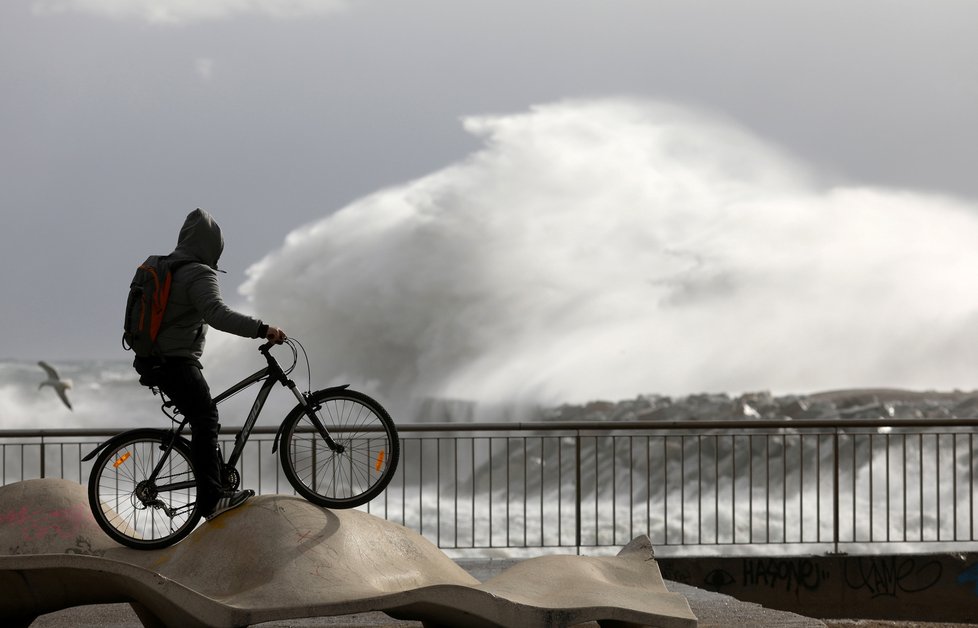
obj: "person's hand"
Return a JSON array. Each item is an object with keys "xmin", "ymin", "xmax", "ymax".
[{"xmin": 265, "ymin": 326, "xmax": 287, "ymax": 344}]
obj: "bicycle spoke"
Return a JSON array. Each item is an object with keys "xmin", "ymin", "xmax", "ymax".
[
  {"xmin": 281, "ymin": 390, "xmax": 399, "ymax": 508},
  {"xmin": 89, "ymin": 433, "xmax": 201, "ymax": 548}
]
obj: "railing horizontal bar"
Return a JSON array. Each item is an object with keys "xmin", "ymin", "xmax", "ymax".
[{"xmin": 4, "ymin": 416, "xmax": 978, "ymax": 440}]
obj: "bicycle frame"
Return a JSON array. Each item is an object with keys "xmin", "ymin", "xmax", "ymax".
[
  {"xmin": 216, "ymin": 367, "xmax": 275, "ymax": 468},
  {"xmin": 209, "ymin": 342, "xmax": 345, "ymax": 470},
  {"xmin": 84, "ymin": 342, "xmax": 344, "ymax": 499}
]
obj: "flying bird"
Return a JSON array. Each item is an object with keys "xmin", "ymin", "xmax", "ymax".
[{"xmin": 38, "ymin": 361, "xmax": 73, "ymax": 410}]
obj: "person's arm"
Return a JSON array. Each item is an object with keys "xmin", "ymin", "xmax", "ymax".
[{"xmin": 186, "ymin": 267, "xmax": 265, "ymax": 338}]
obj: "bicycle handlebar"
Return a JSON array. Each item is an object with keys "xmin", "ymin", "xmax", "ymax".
[
  {"xmin": 259, "ymin": 337, "xmax": 289, "ymax": 353},
  {"xmin": 258, "ymin": 337, "xmax": 304, "ymax": 384}
]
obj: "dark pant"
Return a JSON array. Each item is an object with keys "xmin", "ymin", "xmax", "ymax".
[{"xmin": 134, "ymin": 358, "xmax": 224, "ymax": 511}]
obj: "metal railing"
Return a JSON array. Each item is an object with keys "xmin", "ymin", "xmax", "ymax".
[{"xmin": 3, "ymin": 418, "xmax": 978, "ymax": 556}]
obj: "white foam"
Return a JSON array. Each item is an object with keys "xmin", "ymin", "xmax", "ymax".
[{"xmin": 207, "ymin": 98, "xmax": 978, "ymax": 414}]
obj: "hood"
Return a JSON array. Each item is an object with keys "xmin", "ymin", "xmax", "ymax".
[{"xmin": 171, "ymin": 208, "xmax": 224, "ymax": 270}]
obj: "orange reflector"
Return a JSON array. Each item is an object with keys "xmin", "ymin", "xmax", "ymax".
[
  {"xmin": 113, "ymin": 452, "xmax": 131, "ymax": 468},
  {"xmin": 375, "ymin": 450, "xmax": 385, "ymax": 472}
]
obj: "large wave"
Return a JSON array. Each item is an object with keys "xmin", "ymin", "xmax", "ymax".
[{"xmin": 207, "ymin": 98, "xmax": 978, "ymax": 417}]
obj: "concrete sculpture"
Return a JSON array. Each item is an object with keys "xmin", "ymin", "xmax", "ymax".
[{"xmin": 0, "ymin": 479, "xmax": 696, "ymax": 627}]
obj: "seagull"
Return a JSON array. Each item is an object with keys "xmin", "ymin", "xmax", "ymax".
[{"xmin": 38, "ymin": 361, "xmax": 73, "ymax": 410}]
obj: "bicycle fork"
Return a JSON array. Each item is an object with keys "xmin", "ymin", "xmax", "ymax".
[{"xmin": 283, "ymin": 381, "xmax": 346, "ymax": 454}]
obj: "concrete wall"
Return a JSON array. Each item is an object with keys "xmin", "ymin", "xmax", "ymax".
[{"xmin": 656, "ymin": 553, "xmax": 978, "ymax": 623}]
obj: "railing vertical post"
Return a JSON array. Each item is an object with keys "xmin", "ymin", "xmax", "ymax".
[
  {"xmin": 832, "ymin": 427, "xmax": 841, "ymax": 555},
  {"xmin": 40, "ymin": 435, "xmax": 46, "ymax": 479},
  {"xmin": 575, "ymin": 429, "xmax": 582, "ymax": 555}
]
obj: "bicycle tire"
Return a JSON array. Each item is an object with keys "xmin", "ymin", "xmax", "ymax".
[
  {"xmin": 279, "ymin": 389, "xmax": 399, "ymax": 509},
  {"xmin": 87, "ymin": 429, "xmax": 203, "ymax": 550}
]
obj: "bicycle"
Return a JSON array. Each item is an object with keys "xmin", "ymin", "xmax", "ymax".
[{"xmin": 82, "ymin": 338, "xmax": 400, "ymax": 550}]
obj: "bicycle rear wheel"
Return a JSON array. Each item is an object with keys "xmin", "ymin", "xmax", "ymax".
[
  {"xmin": 87, "ymin": 429, "xmax": 202, "ymax": 550},
  {"xmin": 280, "ymin": 389, "xmax": 399, "ymax": 509}
]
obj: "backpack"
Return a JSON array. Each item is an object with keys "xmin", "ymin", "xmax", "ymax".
[{"xmin": 122, "ymin": 255, "xmax": 187, "ymax": 357}]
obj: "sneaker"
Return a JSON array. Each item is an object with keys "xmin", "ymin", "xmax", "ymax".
[{"xmin": 204, "ymin": 489, "xmax": 254, "ymax": 521}]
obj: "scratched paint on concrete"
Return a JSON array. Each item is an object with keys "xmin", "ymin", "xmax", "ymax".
[{"xmin": 1, "ymin": 502, "xmax": 93, "ymax": 547}]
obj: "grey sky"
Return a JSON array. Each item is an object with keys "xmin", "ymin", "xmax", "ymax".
[{"xmin": 2, "ymin": 0, "xmax": 977, "ymax": 361}]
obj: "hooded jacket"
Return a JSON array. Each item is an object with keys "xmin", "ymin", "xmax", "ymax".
[{"xmin": 154, "ymin": 209, "xmax": 266, "ymax": 362}]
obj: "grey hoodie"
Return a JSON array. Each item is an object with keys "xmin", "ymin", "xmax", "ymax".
[{"xmin": 155, "ymin": 209, "xmax": 265, "ymax": 362}]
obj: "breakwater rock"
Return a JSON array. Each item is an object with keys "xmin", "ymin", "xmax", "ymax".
[{"xmin": 541, "ymin": 388, "xmax": 978, "ymax": 423}]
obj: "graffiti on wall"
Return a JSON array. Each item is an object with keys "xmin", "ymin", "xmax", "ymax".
[
  {"xmin": 698, "ymin": 558, "xmax": 831, "ymax": 597},
  {"xmin": 742, "ymin": 558, "xmax": 830, "ymax": 596},
  {"xmin": 844, "ymin": 557, "xmax": 942, "ymax": 599},
  {"xmin": 688, "ymin": 556, "xmax": 946, "ymax": 600}
]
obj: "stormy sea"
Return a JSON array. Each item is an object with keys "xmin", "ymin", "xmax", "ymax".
[{"xmin": 7, "ymin": 99, "xmax": 978, "ymax": 550}]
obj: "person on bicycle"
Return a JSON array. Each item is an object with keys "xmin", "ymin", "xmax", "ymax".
[{"xmin": 134, "ymin": 208, "xmax": 287, "ymax": 520}]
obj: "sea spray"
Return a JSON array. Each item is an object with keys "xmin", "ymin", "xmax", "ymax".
[
  {"xmin": 0, "ymin": 360, "xmax": 152, "ymax": 430},
  {"xmin": 204, "ymin": 98, "xmax": 978, "ymax": 418}
]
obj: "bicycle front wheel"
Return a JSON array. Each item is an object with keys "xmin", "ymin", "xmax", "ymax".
[
  {"xmin": 280, "ymin": 389, "xmax": 399, "ymax": 509},
  {"xmin": 87, "ymin": 429, "xmax": 202, "ymax": 550}
]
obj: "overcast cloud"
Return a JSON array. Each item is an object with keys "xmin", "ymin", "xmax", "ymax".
[
  {"xmin": 32, "ymin": 0, "xmax": 349, "ymax": 24},
  {"xmin": 3, "ymin": 1, "xmax": 978, "ymax": 401}
]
